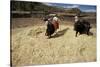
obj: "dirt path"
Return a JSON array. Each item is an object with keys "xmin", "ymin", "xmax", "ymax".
[{"xmin": 11, "ymin": 25, "xmax": 96, "ymax": 66}]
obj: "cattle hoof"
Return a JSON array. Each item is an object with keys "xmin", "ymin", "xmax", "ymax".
[
  {"xmin": 47, "ymin": 36, "xmax": 51, "ymax": 39},
  {"xmin": 75, "ymin": 35, "xmax": 77, "ymax": 37},
  {"xmin": 47, "ymin": 37, "xmax": 50, "ymax": 39},
  {"xmin": 47, "ymin": 37, "xmax": 51, "ymax": 39},
  {"xmin": 45, "ymin": 33, "xmax": 47, "ymax": 36}
]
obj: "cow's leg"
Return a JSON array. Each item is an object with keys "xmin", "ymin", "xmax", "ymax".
[
  {"xmin": 45, "ymin": 32, "xmax": 47, "ymax": 36},
  {"xmin": 79, "ymin": 31, "xmax": 81, "ymax": 35},
  {"xmin": 75, "ymin": 31, "xmax": 78, "ymax": 37},
  {"xmin": 87, "ymin": 28, "xmax": 90, "ymax": 35},
  {"xmin": 79, "ymin": 31, "xmax": 83, "ymax": 35}
]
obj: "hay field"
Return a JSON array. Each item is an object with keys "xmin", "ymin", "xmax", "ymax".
[{"xmin": 11, "ymin": 18, "xmax": 96, "ymax": 66}]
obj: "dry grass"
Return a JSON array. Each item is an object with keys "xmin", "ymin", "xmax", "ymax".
[{"xmin": 11, "ymin": 25, "xmax": 96, "ymax": 66}]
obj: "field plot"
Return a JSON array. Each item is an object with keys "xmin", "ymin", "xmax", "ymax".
[{"xmin": 11, "ymin": 18, "xmax": 96, "ymax": 66}]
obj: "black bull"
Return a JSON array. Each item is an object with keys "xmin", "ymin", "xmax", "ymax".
[
  {"xmin": 45, "ymin": 21, "xmax": 55, "ymax": 38},
  {"xmin": 74, "ymin": 20, "xmax": 91, "ymax": 37},
  {"xmin": 43, "ymin": 18, "xmax": 55, "ymax": 38}
]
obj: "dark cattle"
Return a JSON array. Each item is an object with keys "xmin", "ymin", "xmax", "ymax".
[
  {"xmin": 74, "ymin": 20, "xmax": 91, "ymax": 37},
  {"xmin": 45, "ymin": 21, "xmax": 55, "ymax": 38},
  {"xmin": 43, "ymin": 18, "xmax": 55, "ymax": 38}
]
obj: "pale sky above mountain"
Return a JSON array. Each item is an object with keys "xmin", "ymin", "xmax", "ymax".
[{"xmin": 43, "ymin": 2, "xmax": 96, "ymax": 12}]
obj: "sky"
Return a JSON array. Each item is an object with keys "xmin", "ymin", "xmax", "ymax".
[{"xmin": 44, "ymin": 2, "xmax": 96, "ymax": 12}]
